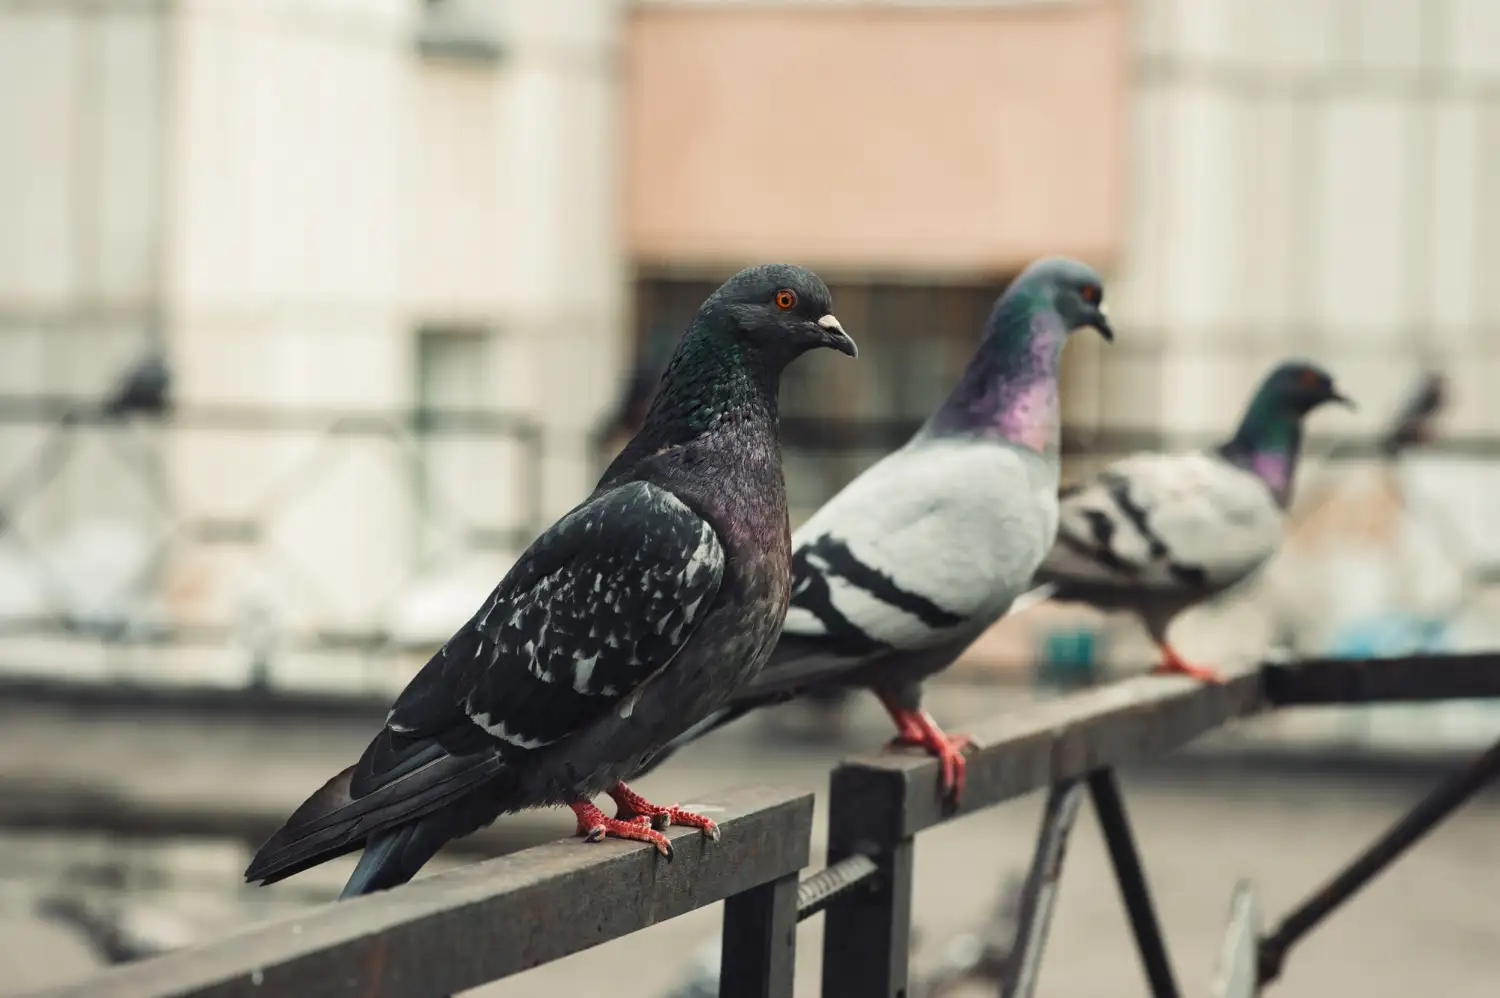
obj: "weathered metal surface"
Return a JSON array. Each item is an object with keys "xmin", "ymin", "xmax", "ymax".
[
  {"xmin": 1263, "ymin": 652, "xmax": 1500, "ymax": 705},
  {"xmin": 0, "ymin": 676, "xmax": 394, "ymax": 723},
  {"xmin": 999, "ymin": 780, "xmax": 1084, "ymax": 998},
  {"xmin": 826, "ymin": 668, "xmax": 1265, "ymax": 847},
  {"xmin": 1211, "ymin": 881, "xmax": 1261, "ymax": 998},
  {"xmin": 795, "ymin": 855, "xmax": 878, "ymax": 922},
  {"xmin": 25, "ymin": 784, "xmax": 813, "ymax": 998},
  {"xmin": 0, "ymin": 779, "xmax": 518, "ymax": 859},
  {"xmin": 1088, "ymin": 769, "xmax": 1180, "ymax": 998},
  {"xmin": 720, "ymin": 872, "xmax": 798, "ymax": 998},
  {"xmin": 1257, "ymin": 735, "xmax": 1500, "ymax": 987},
  {"xmin": 821, "ymin": 838, "xmax": 913, "ymax": 998}
]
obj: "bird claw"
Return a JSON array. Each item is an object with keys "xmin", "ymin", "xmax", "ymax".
[
  {"xmin": 886, "ymin": 733, "xmax": 970, "ymax": 803},
  {"xmin": 571, "ymin": 805, "xmax": 676, "ymax": 857},
  {"xmin": 603, "ymin": 783, "xmax": 721, "ymax": 847}
]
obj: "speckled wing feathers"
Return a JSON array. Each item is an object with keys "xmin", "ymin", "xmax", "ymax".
[
  {"xmin": 1040, "ymin": 451, "xmax": 1283, "ymax": 597},
  {"xmin": 244, "ymin": 481, "xmax": 724, "ymax": 883}
]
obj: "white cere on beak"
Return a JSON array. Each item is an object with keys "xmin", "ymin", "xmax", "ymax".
[{"xmin": 818, "ymin": 314, "xmax": 846, "ymax": 333}]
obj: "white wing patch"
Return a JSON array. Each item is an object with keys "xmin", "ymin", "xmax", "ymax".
[{"xmin": 469, "ymin": 710, "xmax": 557, "ymax": 749}]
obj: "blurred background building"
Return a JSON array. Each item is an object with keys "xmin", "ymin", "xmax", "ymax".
[
  {"xmin": 3, "ymin": 0, "xmax": 1498, "ymax": 690},
  {"xmin": 2, "ymin": 1, "xmax": 1500, "ymax": 989}
]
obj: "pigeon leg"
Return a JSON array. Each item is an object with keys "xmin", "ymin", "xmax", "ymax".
[
  {"xmin": 1152, "ymin": 641, "xmax": 1225, "ymax": 683},
  {"xmin": 608, "ymin": 781, "xmax": 721, "ymax": 842},
  {"xmin": 875, "ymin": 692, "xmax": 973, "ymax": 802},
  {"xmin": 568, "ymin": 798, "xmax": 675, "ymax": 859}
]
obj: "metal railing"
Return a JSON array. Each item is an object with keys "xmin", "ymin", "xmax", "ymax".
[
  {"xmin": 16, "ymin": 652, "xmax": 1500, "ymax": 998},
  {"xmin": 0, "ymin": 396, "xmax": 545, "ymax": 684},
  {"xmin": 5, "ymin": 379, "xmax": 1493, "ymax": 688}
]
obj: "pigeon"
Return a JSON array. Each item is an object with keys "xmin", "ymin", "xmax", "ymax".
[
  {"xmin": 243, "ymin": 264, "xmax": 856, "ymax": 897},
  {"xmin": 1023, "ymin": 360, "xmax": 1352, "ymax": 681},
  {"xmin": 638, "ymin": 257, "xmax": 1113, "ymax": 802},
  {"xmin": 101, "ymin": 348, "xmax": 171, "ymax": 419},
  {"xmin": 1380, "ymin": 370, "xmax": 1444, "ymax": 457}
]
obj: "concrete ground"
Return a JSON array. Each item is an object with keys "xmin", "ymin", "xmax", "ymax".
[{"xmin": 2, "ymin": 686, "xmax": 1498, "ymax": 997}]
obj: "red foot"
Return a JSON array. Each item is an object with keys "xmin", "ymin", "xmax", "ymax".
[
  {"xmin": 569, "ymin": 799, "xmax": 672, "ymax": 857},
  {"xmin": 877, "ymin": 695, "xmax": 973, "ymax": 804},
  {"xmin": 567, "ymin": 782, "xmax": 720, "ymax": 861},
  {"xmin": 609, "ymin": 782, "xmax": 721, "ymax": 840},
  {"xmin": 1152, "ymin": 642, "xmax": 1225, "ymax": 684}
]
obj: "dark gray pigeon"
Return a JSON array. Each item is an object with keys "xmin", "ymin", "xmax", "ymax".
[
  {"xmin": 638, "ymin": 258, "xmax": 1113, "ymax": 802},
  {"xmin": 1017, "ymin": 360, "xmax": 1351, "ymax": 680},
  {"xmin": 244, "ymin": 264, "xmax": 856, "ymax": 896}
]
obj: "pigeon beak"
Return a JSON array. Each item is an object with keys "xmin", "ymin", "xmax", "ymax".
[
  {"xmin": 1090, "ymin": 303, "xmax": 1115, "ymax": 342},
  {"xmin": 817, "ymin": 314, "xmax": 858, "ymax": 358},
  {"xmin": 1329, "ymin": 389, "xmax": 1356, "ymax": 409}
]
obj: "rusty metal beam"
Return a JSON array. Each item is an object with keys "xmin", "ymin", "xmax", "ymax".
[
  {"xmin": 0, "ymin": 779, "xmax": 532, "ymax": 859},
  {"xmin": 821, "ymin": 763, "xmax": 915, "ymax": 998},
  {"xmin": 822, "ymin": 668, "xmax": 1265, "ymax": 849},
  {"xmin": 0, "ymin": 675, "xmax": 394, "ymax": 723},
  {"xmin": 721, "ymin": 872, "xmax": 799, "ymax": 998},
  {"xmin": 795, "ymin": 855, "xmax": 878, "ymax": 922},
  {"xmin": 1263, "ymin": 652, "xmax": 1500, "ymax": 705},
  {"xmin": 27, "ymin": 784, "xmax": 813, "ymax": 998}
]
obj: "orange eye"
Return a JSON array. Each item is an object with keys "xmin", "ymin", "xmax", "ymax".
[
  {"xmin": 1300, "ymin": 370, "xmax": 1321, "ymax": 388},
  {"xmin": 774, "ymin": 289, "xmax": 797, "ymax": 310},
  {"xmin": 1081, "ymin": 285, "xmax": 1101, "ymax": 305}
]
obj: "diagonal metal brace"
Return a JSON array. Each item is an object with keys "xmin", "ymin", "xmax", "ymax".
[
  {"xmin": 1088, "ymin": 768, "xmax": 1181, "ymax": 998},
  {"xmin": 999, "ymin": 779, "xmax": 1085, "ymax": 998},
  {"xmin": 1258, "ymin": 734, "xmax": 1500, "ymax": 987}
]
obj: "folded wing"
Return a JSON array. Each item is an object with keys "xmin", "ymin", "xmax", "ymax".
[{"xmin": 245, "ymin": 480, "xmax": 724, "ymax": 883}]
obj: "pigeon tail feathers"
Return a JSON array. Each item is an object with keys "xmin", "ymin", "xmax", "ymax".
[{"xmin": 340, "ymin": 823, "xmax": 441, "ymax": 899}]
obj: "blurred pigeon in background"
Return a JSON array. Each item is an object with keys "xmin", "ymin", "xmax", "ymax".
[
  {"xmin": 640, "ymin": 257, "xmax": 1113, "ymax": 802},
  {"xmin": 101, "ymin": 348, "xmax": 171, "ymax": 420},
  {"xmin": 245, "ymin": 264, "xmax": 856, "ymax": 897},
  {"xmin": 1380, "ymin": 370, "xmax": 1444, "ymax": 457},
  {"xmin": 1023, "ymin": 361, "xmax": 1352, "ymax": 681}
]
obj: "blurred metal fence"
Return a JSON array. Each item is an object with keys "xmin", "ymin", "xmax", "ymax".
[
  {"xmin": 19, "ymin": 653, "xmax": 1500, "ymax": 998},
  {"xmin": 0, "ymin": 396, "xmax": 544, "ymax": 688},
  {"xmin": 4, "ymin": 383, "xmax": 1497, "ymax": 698}
]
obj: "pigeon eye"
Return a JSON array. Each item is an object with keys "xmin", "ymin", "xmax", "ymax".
[
  {"xmin": 1080, "ymin": 285, "xmax": 1101, "ymax": 306},
  {"xmin": 1300, "ymin": 370, "xmax": 1321, "ymax": 388},
  {"xmin": 774, "ymin": 289, "xmax": 797, "ymax": 310}
]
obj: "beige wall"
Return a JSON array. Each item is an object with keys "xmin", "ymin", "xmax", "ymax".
[{"xmin": 625, "ymin": 1, "xmax": 1130, "ymax": 274}]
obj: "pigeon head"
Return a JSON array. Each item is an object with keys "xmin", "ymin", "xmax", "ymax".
[
  {"xmin": 1222, "ymin": 360, "xmax": 1351, "ymax": 505},
  {"xmin": 925, "ymin": 256, "xmax": 1112, "ymax": 449},
  {"xmin": 1256, "ymin": 361, "xmax": 1353, "ymax": 418},
  {"xmin": 603, "ymin": 265, "xmax": 855, "ymax": 477},
  {"xmin": 704, "ymin": 264, "xmax": 858, "ymax": 363},
  {"xmin": 1006, "ymin": 256, "xmax": 1114, "ymax": 343}
]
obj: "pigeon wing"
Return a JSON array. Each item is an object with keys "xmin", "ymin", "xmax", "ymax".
[
  {"xmin": 1041, "ymin": 452, "xmax": 1283, "ymax": 596},
  {"xmin": 245, "ymin": 480, "xmax": 724, "ymax": 883}
]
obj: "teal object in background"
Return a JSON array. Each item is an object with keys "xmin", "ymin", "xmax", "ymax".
[
  {"xmin": 1036, "ymin": 625, "xmax": 1104, "ymax": 689},
  {"xmin": 1325, "ymin": 613, "xmax": 1451, "ymax": 660}
]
